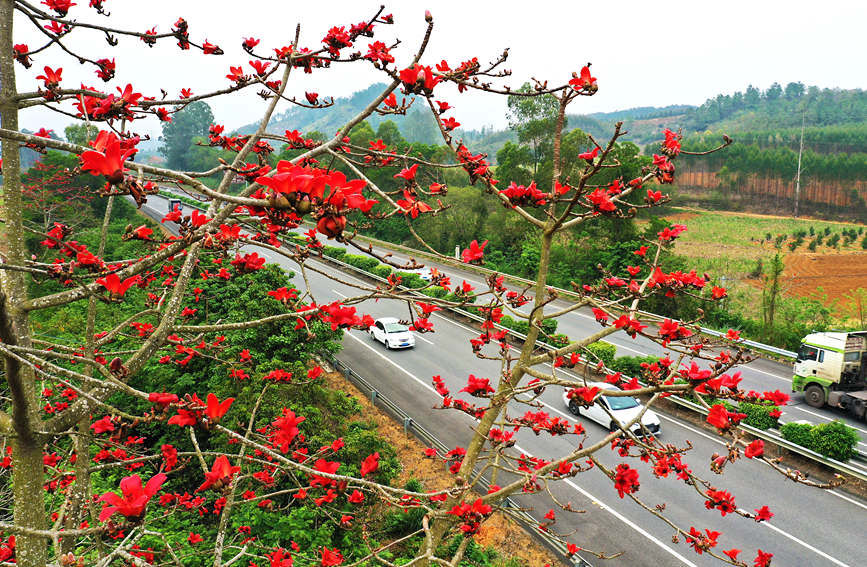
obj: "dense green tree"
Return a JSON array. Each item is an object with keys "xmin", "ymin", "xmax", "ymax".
[
  {"xmin": 159, "ymin": 100, "xmax": 215, "ymax": 170},
  {"xmin": 376, "ymin": 120, "xmax": 406, "ymax": 147},
  {"xmin": 64, "ymin": 123, "xmax": 100, "ymax": 146},
  {"xmin": 506, "ymin": 83, "xmax": 562, "ymax": 180}
]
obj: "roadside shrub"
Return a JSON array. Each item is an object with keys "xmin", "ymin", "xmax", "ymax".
[
  {"xmin": 394, "ymin": 271, "xmax": 426, "ymax": 289},
  {"xmin": 609, "ymin": 355, "xmax": 660, "ymax": 378},
  {"xmin": 322, "ymin": 245, "xmax": 346, "ymax": 258},
  {"xmin": 780, "ymin": 422, "xmax": 813, "ymax": 447},
  {"xmin": 500, "ymin": 315, "xmax": 529, "ymax": 335},
  {"xmin": 383, "ymin": 478, "xmax": 426, "ymax": 536},
  {"xmin": 809, "ymin": 420, "xmax": 859, "ymax": 461},
  {"xmin": 539, "ymin": 318, "xmax": 558, "ymax": 336},
  {"xmin": 549, "ymin": 333, "xmax": 570, "ymax": 347},
  {"xmin": 371, "ymin": 264, "xmax": 393, "ymax": 279},
  {"xmin": 585, "ymin": 341, "xmax": 616, "ymax": 369},
  {"xmin": 343, "ymin": 254, "xmax": 380, "ymax": 272},
  {"xmin": 419, "ymin": 286, "xmax": 448, "ymax": 299},
  {"xmin": 738, "ymin": 401, "xmax": 779, "ymax": 430}
]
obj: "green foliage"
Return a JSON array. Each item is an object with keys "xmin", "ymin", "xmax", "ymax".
[
  {"xmin": 323, "ymin": 245, "xmax": 347, "ymax": 258},
  {"xmin": 342, "ymin": 254, "xmax": 381, "ymax": 272},
  {"xmin": 809, "ymin": 420, "xmax": 860, "ymax": 461},
  {"xmin": 159, "ymin": 101, "xmax": 215, "ymax": 170},
  {"xmin": 393, "ymin": 271, "xmax": 427, "ymax": 289},
  {"xmin": 738, "ymin": 402, "xmax": 780, "ymax": 430},
  {"xmin": 609, "ymin": 355, "xmax": 660, "ymax": 377},
  {"xmin": 382, "ymin": 478, "xmax": 426, "ymax": 536},
  {"xmin": 371, "ymin": 264, "xmax": 393, "ymax": 279},
  {"xmin": 418, "ymin": 286, "xmax": 448, "ymax": 299},
  {"xmin": 781, "ymin": 420, "xmax": 859, "ymax": 461},
  {"xmin": 585, "ymin": 342, "xmax": 616, "ymax": 369}
]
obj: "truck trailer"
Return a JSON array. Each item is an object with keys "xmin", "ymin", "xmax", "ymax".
[{"xmin": 792, "ymin": 331, "xmax": 867, "ymax": 420}]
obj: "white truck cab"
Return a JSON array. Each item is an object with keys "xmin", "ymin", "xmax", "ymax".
[{"xmin": 793, "ymin": 331, "xmax": 867, "ymax": 414}]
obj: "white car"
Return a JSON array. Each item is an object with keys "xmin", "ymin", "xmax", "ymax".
[
  {"xmin": 563, "ymin": 382, "xmax": 661, "ymax": 436},
  {"xmin": 369, "ymin": 317, "xmax": 416, "ymax": 349},
  {"xmin": 402, "ymin": 267, "xmax": 433, "ymax": 281}
]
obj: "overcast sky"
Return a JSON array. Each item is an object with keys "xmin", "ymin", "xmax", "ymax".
[{"xmin": 12, "ymin": 0, "xmax": 867, "ymax": 141}]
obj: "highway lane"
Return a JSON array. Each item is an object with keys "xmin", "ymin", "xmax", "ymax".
[
  {"xmin": 251, "ymin": 214, "xmax": 867, "ymax": 447},
  {"xmin": 141, "ymin": 193, "xmax": 866, "ymax": 565}
]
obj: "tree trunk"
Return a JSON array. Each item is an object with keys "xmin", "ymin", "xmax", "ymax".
[{"xmin": 1, "ymin": 2, "xmax": 50, "ymax": 564}]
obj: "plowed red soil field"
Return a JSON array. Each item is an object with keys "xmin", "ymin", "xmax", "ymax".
[{"xmin": 783, "ymin": 252, "xmax": 867, "ymax": 305}]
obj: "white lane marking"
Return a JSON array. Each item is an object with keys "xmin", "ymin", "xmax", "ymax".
[
  {"xmin": 350, "ymin": 308, "xmax": 859, "ymax": 567},
  {"xmin": 656, "ymin": 414, "xmax": 726, "ymax": 446},
  {"xmin": 760, "ymin": 521, "xmax": 851, "ymax": 567},
  {"xmin": 736, "ymin": 365, "xmax": 790, "ymax": 382},
  {"xmin": 511, "ymin": 444, "xmax": 699, "ymax": 567},
  {"xmin": 342, "ymin": 330, "xmax": 700, "ymax": 566},
  {"xmin": 790, "ymin": 406, "xmax": 867, "ymax": 436},
  {"xmin": 828, "ymin": 489, "xmax": 867, "ymax": 511},
  {"xmin": 332, "ymin": 290, "xmax": 433, "ymax": 345}
]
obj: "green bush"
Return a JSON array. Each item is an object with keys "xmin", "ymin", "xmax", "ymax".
[
  {"xmin": 394, "ymin": 271, "xmax": 426, "ymax": 289},
  {"xmin": 780, "ymin": 420, "xmax": 858, "ymax": 461},
  {"xmin": 371, "ymin": 264, "xmax": 393, "ymax": 279},
  {"xmin": 809, "ymin": 420, "xmax": 859, "ymax": 461},
  {"xmin": 549, "ymin": 333, "xmax": 570, "ymax": 347},
  {"xmin": 781, "ymin": 422, "xmax": 814, "ymax": 447},
  {"xmin": 539, "ymin": 318, "xmax": 557, "ymax": 336},
  {"xmin": 739, "ymin": 402, "xmax": 779, "ymax": 430},
  {"xmin": 419, "ymin": 286, "xmax": 448, "ymax": 299},
  {"xmin": 609, "ymin": 355, "xmax": 660, "ymax": 378},
  {"xmin": 585, "ymin": 342, "xmax": 616, "ymax": 369},
  {"xmin": 343, "ymin": 254, "xmax": 380, "ymax": 272},
  {"xmin": 383, "ymin": 478, "xmax": 426, "ymax": 536},
  {"xmin": 322, "ymin": 245, "xmax": 346, "ymax": 258}
]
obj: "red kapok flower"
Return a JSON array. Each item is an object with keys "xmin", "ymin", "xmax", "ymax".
[
  {"xmin": 80, "ymin": 131, "xmax": 137, "ymax": 186},
  {"xmin": 461, "ymin": 239, "xmax": 488, "ymax": 264},
  {"xmin": 360, "ymin": 452, "xmax": 380, "ymax": 477},
  {"xmin": 98, "ymin": 473, "xmax": 167, "ymax": 522},
  {"xmin": 198, "ymin": 455, "xmax": 240, "ymax": 492}
]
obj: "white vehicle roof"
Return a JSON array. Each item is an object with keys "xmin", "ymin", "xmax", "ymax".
[
  {"xmin": 802, "ymin": 332, "xmax": 867, "ymax": 351},
  {"xmin": 376, "ymin": 317, "xmax": 400, "ymax": 325}
]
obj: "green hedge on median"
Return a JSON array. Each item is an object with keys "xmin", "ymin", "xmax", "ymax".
[
  {"xmin": 585, "ymin": 342, "xmax": 616, "ymax": 369},
  {"xmin": 781, "ymin": 420, "xmax": 859, "ymax": 461},
  {"xmin": 342, "ymin": 254, "xmax": 380, "ymax": 272}
]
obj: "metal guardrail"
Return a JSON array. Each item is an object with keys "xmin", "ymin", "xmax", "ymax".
[
  {"xmin": 316, "ymin": 250, "xmax": 867, "ymax": 482},
  {"xmin": 664, "ymin": 393, "xmax": 867, "ymax": 482},
  {"xmin": 145, "ymin": 194, "xmax": 864, "ymax": 481},
  {"xmin": 160, "ymin": 189, "xmax": 801, "ymax": 362},
  {"xmin": 686, "ymin": 323, "xmax": 797, "ymax": 359},
  {"xmin": 332, "ymin": 230, "xmax": 803, "ymax": 360},
  {"xmin": 323, "ymin": 353, "xmax": 594, "ymax": 567}
]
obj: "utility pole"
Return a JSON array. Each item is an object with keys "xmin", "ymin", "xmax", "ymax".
[{"xmin": 794, "ymin": 112, "xmax": 805, "ymax": 217}]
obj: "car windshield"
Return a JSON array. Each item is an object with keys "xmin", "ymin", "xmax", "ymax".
[
  {"xmin": 603, "ymin": 395, "xmax": 639, "ymax": 411},
  {"xmin": 384, "ymin": 323, "xmax": 409, "ymax": 333}
]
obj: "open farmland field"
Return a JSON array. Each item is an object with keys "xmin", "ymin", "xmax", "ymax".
[{"xmin": 646, "ymin": 208, "xmax": 867, "ymax": 312}]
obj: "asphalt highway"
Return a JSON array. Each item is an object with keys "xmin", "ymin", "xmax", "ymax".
[{"xmin": 139, "ymin": 193, "xmax": 867, "ymax": 566}]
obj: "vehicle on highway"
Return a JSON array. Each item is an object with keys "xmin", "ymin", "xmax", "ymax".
[
  {"xmin": 793, "ymin": 331, "xmax": 867, "ymax": 419},
  {"xmin": 168, "ymin": 198, "xmax": 183, "ymax": 213},
  {"xmin": 369, "ymin": 317, "xmax": 416, "ymax": 349},
  {"xmin": 564, "ymin": 382, "xmax": 661, "ymax": 436},
  {"xmin": 401, "ymin": 267, "xmax": 433, "ymax": 281}
]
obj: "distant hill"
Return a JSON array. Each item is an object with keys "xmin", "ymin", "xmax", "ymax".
[
  {"xmin": 233, "ymin": 82, "xmax": 867, "ymax": 169},
  {"xmin": 236, "ymin": 83, "xmax": 444, "ymax": 144}
]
